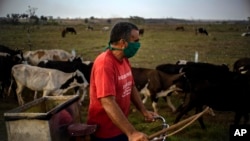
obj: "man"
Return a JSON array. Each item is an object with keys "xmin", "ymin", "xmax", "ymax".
[{"xmin": 87, "ymin": 22, "xmax": 157, "ymax": 141}]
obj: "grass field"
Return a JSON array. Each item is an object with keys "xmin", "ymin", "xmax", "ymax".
[{"xmin": 0, "ymin": 22, "xmax": 250, "ymax": 141}]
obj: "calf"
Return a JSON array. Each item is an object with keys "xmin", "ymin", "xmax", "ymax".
[
  {"xmin": 37, "ymin": 58, "xmax": 93, "ymax": 101},
  {"xmin": 24, "ymin": 49, "xmax": 74, "ymax": 66},
  {"xmin": 9, "ymin": 64, "xmax": 89, "ymax": 105},
  {"xmin": 132, "ymin": 67, "xmax": 184, "ymax": 113}
]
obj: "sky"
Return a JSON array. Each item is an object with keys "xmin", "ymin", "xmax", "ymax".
[{"xmin": 0, "ymin": 0, "xmax": 249, "ymax": 20}]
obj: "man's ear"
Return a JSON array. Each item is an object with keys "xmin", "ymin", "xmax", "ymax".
[{"xmin": 119, "ymin": 39, "xmax": 127, "ymax": 48}]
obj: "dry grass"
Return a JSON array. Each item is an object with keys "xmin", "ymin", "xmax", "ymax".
[{"xmin": 0, "ymin": 23, "xmax": 250, "ymax": 141}]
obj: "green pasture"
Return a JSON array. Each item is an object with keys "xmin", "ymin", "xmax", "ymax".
[{"xmin": 0, "ymin": 23, "xmax": 250, "ymax": 141}]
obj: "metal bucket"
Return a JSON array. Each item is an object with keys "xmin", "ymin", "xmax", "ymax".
[{"xmin": 4, "ymin": 95, "xmax": 81, "ymax": 141}]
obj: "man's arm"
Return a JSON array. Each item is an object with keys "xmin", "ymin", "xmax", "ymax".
[{"xmin": 100, "ymin": 96, "xmax": 148, "ymax": 141}]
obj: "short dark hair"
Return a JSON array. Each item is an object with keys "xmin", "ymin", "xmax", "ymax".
[{"xmin": 109, "ymin": 22, "xmax": 138, "ymax": 44}]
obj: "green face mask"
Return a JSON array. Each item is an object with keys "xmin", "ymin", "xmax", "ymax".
[
  {"xmin": 123, "ymin": 42, "xmax": 141, "ymax": 58},
  {"xmin": 106, "ymin": 42, "xmax": 141, "ymax": 58}
]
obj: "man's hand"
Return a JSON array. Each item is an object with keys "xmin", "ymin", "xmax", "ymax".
[
  {"xmin": 128, "ymin": 131, "xmax": 149, "ymax": 141},
  {"xmin": 143, "ymin": 110, "xmax": 158, "ymax": 122}
]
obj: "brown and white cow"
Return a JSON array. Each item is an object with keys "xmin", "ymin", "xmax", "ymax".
[
  {"xmin": 132, "ymin": 67, "xmax": 184, "ymax": 113},
  {"xmin": 23, "ymin": 49, "xmax": 75, "ymax": 66},
  {"xmin": 9, "ymin": 64, "xmax": 89, "ymax": 105}
]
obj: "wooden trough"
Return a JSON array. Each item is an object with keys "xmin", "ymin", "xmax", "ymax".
[{"xmin": 4, "ymin": 95, "xmax": 81, "ymax": 141}]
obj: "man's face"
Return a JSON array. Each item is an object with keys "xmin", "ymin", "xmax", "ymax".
[{"xmin": 129, "ymin": 29, "xmax": 140, "ymax": 43}]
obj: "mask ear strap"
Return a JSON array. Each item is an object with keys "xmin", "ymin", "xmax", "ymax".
[{"xmin": 104, "ymin": 42, "xmax": 123, "ymax": 51}]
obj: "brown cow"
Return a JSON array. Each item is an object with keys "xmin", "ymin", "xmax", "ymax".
[{"xmin": 132, "ymin": 67, "xmax": 183, "ymax": 113}]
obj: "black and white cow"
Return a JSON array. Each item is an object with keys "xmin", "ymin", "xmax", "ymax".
[
  {"xmin": 37, "ymin": 58, "xmax": 93, "ymax": 101},
  {"xmin": 132, "ymin": 67, "xmax": 184, "ymax": 113},
  {"xmin": 37, "ymin": 57, "xmax": 93, "ymax": 83},
  {"xmin": 0, "ymin": 45, "xmax": 24, "ymax": 60},
  {"xmin": 9, "ymin": 64, "xmax": 89, "ymax": 105}
]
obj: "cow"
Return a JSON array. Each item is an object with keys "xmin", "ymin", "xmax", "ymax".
[
  {"xmin": 86, "ymin": 25, "xmax": 94, "ymax": 31},
  {"xmin": 65, "ymin": 27, "xmax": 77, "ymax": 34},
  {"xmin": 37, "ymin": 58, "xmax": 93, "ymax": 100},
  {"xmin": 196, "ymin": 27, "xmax": 208, "ymax": 36},
  {"xmin": 139, "ymin": 28, "xmax": 145, "ymax": 36},
  {"xmin": 132, "ymin": 67, "xmax": 184, "ymax": 113},
  {"xmin": 23, "ymin": 49, "xmax": 75, "ymax": 66},
  {"xmin": 175, "ymin": 26, "xmax": 185, "ymax": 31},
  {"xmin": 9, "ymin": 64, "xmax": 89, "ymax": 105},
  {"xmin": 0, "ymin": 45, "xmax": 24, "ymax": 98},
  {"xmin": 156, "ymin": 62, "xmax": 233, "ymax": 128},
  {"xmin": 61, "ymin": 27, "xmax": 77, "ymax": 37},
  {"xmin": 102, "ymin": 26, "xmax": 109, "ymax": 32},
  {"xmin": 0, "ymin": 45, "xmax": 24, "ymax": 61},
  {"xmin": 177, "ymin": 71, "xmax": 250, "ymax": 128}
]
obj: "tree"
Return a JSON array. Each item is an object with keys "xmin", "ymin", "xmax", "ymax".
[
  {"xmin": 11, "ymin": 13, "xmax": 21, "ymax": 24},
  {"xmin": 40, "ymin": 15, "xmax": 48, "ymax": 24},
  {"xmin": 26, "ymin": 5, "xmax": 37, "ymax": 17}
]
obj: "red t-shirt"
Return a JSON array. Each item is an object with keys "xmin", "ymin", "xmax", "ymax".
[{"xmin": 87, "ymin": 50, "xmax": 134, "ymax": 138}]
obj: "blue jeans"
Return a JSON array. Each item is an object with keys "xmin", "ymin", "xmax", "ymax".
[{"xmin": 91, "ymin": 134, "xmax": 128, "ymax": 141}]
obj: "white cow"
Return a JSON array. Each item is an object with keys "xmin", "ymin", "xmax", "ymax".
[
  {"xmin": 23, "ymin": 49, "xmax": 75, "ymax": 66},
  {"xmin": 9, "ymin": 64, "xmax": 89, "ymax": 105},
  {"xmin": 102, "ymin": 26, "xmax": 109, "ymax": 31}
]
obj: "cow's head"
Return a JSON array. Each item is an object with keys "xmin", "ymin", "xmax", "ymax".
[{"xmin": 74, "ymin": 70, "xmax": 89, "ymax": 88}]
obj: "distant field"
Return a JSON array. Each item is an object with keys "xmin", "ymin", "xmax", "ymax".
[{"xmin": 0, "ymin": 23, "xmax": 250, "ymax": 141}]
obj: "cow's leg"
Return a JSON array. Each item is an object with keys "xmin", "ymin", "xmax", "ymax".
[
  {"xmin": 174, "ymin": 103, "xmax": 194, "ymax": 124},
  {"xmin": 0, "ymin": 82, "xmax": 4, "ymax": 98},
  {"xmin": 234, "ymin": 111, "xmax": 249, "ymax": 125},
  {"xmin": 34, "ymin": 91, "xmax": 38, "ymax": 99},
  {"xmin": 15, "ymin": 82, "xmax": 24, "ymax": 105},
  {"xmin": 196, "ymin": 106, "xmax": 206, "ymax": 129},
  {"xmin": 166, "ymin": 96, "xmax": 176, "ymax": 112},
  {"xmin": 140, "ymin": 83, "xmax": 150, "ymax": 104},
  {"xmin": 42, "ymin": 90, "xmax": 51, "ymax": 97},
  {"xmin": 152, "ymin": 101, "xmax": 158, "ymax": 113},
  {"xmin": 142, "ymin": 94, "xmax": 148, "ymax": 104},
  {"xmin": 151, "ymin": 94, "xmax": 159, "ymax": 113},
  {"xmin": 243, "ymin": 113, "xmax": 249, "ymax": 124},
  {"xmin": 79, "ymin": 87, "xmax": 87, "ymax": 103}
]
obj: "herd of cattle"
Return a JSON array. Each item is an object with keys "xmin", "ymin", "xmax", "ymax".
[{"xmin": 1, "ymin": 44, "xmax": 250, "ymax": 129}]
